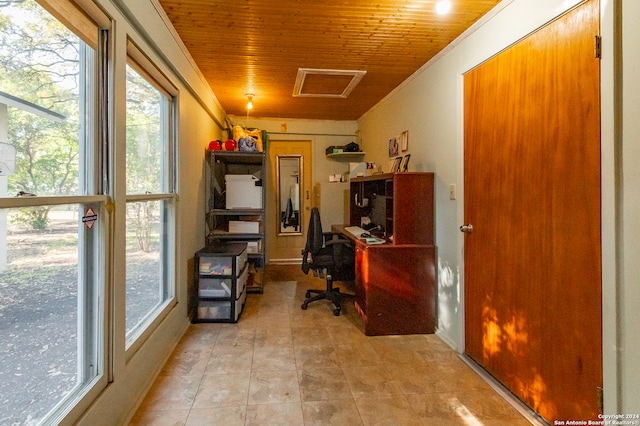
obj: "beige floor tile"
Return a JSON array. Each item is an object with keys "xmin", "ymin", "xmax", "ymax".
[
  {"xmin": 254, "ymin": 328, "xmax": 293, "ymax": 348},
  {"xmin": 294, "ymin": 344, "xmax": 341, "ymax": 370},
  {"xmin": 185, "ymin": 406, "xmax": 246, "ymax": 426},
  {"xmin": 205, "ymin": 346, "xmax": 254, "ymax": 374},
  {"xmin": 291, "ymin": 325, "xmax": 334, "ymax": 347},
  {"xmin": 251, "ymin": 344, "xmax": 297, "ymax": 372},
  {"xmin": 248, "ymin": 370, "xmax": 301, "ymax": 404},
  {"xmin": 192, "ymin": 373, "xmax": 250, "ymax": 408},
  {"xmin": 176, "ymin": 324, "xmax": 219, "ymax": 350},
  {"xmin": 160, "ymin": 347, "xmax": 211, "ymax": 377},
  {"xmin": 333, "ymin": 342, "xmax": 384, "ymax": 368},
  {"xmin": 355, "ymin": 395, "xmax": 422, "ymax": 426},
  {"xmin": 344, "ymin": 365, "xmax": 404, "ymax": 399},
  {"xmin": 297, "ymin": 367, "xmax": 353, "ymax": 402},
  {"xmin": 245, "ymin": 402, "xmax": 304, "ymax": 426},
  {"xmin": 302, "ymin": 400, "xmax": 363, "ymax": 425},
  {"xmin": 436, "ymin": 361, "xmax": 495, "ymax": 393},
  {"xmin": 214, "ymin": 328, "xmax": 256, "ymax": 349},
  {"xmin": 406, "ymin": 392, "xmax": 486, "ymax": 425},
  {"xmin": 128, "ymin": 408, "xmax": 190, "ymax": 426},
  {"xmin": 368, "ymin": 338, "xmax": 429, "ymax": 365},
  {"xmin": 137, "ymin": 375, "xmax": 201, "ymax": 411},
  {"xmin": 132, "ymin": 266, "xmax": 537, "ymax": 426},
  {"xmin": 456, "ymin": 390, "xmax": 531, "ymax": 423},
  {"xmin": 384, "ymin": 362, "xmax": 451, "ymax": 395},
  {"xmin": 325, "ymin": 323, "xmax": 369, "ymax": 344}
]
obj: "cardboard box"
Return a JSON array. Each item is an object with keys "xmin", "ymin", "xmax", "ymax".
[
  {"xmin": 225, "ymin": 175, "xmax": 262, "ymax": 209},
  {"xmin": 229, "ymin": 221, "xmax": 260, "ymax": 234}
]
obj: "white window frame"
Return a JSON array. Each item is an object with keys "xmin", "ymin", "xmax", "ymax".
[
  {"xmin": 0, "ymin": 0, "xmax": 111, "ymax": 419},
  {"xmin": 123, "ymin": 40, "xmax": 178, "ymax": 356}
]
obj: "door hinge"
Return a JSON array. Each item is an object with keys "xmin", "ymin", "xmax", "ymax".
[
  {"xmin": 597, "ymin": 386, "xmax": 604, "ymax": 411},
  {"xmin": 594, "ymin": 35, "xmax": 602, "ymax": 59}
]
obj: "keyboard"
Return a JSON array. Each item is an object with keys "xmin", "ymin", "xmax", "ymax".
[{"xmin": 344, "ymin": 226, "xmax": 367, "ymax": 237}]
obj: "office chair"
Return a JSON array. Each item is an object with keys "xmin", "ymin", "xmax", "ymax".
[{"xmin": 301, "ymin": 207, "xmax": 355, "ymax": 316}]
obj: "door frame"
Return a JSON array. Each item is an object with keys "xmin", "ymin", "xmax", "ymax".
[{"xmin": 266, "ymin": 140, "xmax": 313, "ymax": 264}]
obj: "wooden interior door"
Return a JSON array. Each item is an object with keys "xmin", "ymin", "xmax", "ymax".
[
  {"xmin": 266, "ymin": 140, "xmax": 312, "ymax": 262},
  {"xmin": 463, "ymin": 0, "xmax": 601, "ymax": 422}
]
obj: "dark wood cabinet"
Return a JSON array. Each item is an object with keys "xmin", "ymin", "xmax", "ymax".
[
  {"xmin": 349, "ymin": 173, "xmax": 434, "ymax": 245},
  {"xmin": 354, "ymin": 243, "xmax": 436, "ymax": 335},
  {"xmin": 347, "ymin": 172, "xmax": 436, "ymax": 335}
]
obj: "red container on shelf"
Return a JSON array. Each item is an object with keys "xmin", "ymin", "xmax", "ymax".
[
  {"xmin": 208, "ymin": 140, "xmax": 221, "ymax": 151},
  {"xmin": 224, "ymin": 139, "xmax": 237, "ymax": 151}
]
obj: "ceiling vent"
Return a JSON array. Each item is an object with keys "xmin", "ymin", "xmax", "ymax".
[{"xmin": 293, "ymin": 68, "xmax": 366, "ymax": 98}]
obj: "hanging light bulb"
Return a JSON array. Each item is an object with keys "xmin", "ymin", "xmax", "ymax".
[{"xmin": 246, "ymin": 93, "xmax": 254, "ymax": 110}]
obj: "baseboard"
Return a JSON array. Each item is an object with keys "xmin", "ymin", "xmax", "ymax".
[
  {"xmin": 459, "ymin": 354, "xmax": 550, "ymax": 426},
  {"xmin": 268, "ymin": 259, "xmax": 302, "ymax": 265}
]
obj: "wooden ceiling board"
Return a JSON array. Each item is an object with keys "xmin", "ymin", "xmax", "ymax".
[{"xmin": 158, "ymin": 0, "xmax": 501, "ymax": 120}]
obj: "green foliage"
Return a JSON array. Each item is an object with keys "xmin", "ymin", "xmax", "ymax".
[
  {"xmin": 10, "ymin": 206, "xmax": 51, "ymax": 230},
  {"xmin": 125, "ymin": 66, "xmax": 166, "ymax": 252},
  {"xmin": 1, "ymin": 2, "xmax": 168, "ymax": 247},
  {"xmin": 0, "ymin": 1, "xmax": 81, "ymax": 228},
  {"xmin": 125, "ymin": 65, "xmax": 163, "ymax": 195}
]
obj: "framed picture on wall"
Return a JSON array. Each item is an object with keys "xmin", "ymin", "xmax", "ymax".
[
  {"xmin": 400, "ymin": 154, "xmax": 411, "ymax": 172},
  {"xmin": 391, "ymin": 156, "xmax": 402, "ymax": 172},
  {"xmin": 388, "ymin": 137, "xmax": 398, "ymax": 157},
  {"xmin": 400, "ymin": 131, "xmax": 409, "ymax": 152}
]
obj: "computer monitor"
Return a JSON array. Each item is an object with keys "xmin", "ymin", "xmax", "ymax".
[{"xmin": 369, "ymin": 194, "xmax": 386, "ymax": 234}]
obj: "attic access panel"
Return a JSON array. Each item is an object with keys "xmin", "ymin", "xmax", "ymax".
[{"xmin": 293, "ymin": 68, "xmax": 366, "ymax": 98}]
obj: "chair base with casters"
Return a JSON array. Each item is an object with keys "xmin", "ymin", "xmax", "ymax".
[
  {"xmin": 301, "ymin": 271, "xmax": 346, "ymax": 316},
  {"xmin": 300, "ymin": 207, "xmax": 354, "ymax": 316}
]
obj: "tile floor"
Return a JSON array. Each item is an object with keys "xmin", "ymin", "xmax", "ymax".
[{"xmin": 130, "ymin": 266, "xmax": 532, "ymax": 425}]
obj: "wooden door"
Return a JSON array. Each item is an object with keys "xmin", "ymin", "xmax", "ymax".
[
  {"xmin": 463, "ymin": 0, "xmax": 601, "ymax": 422},
  {"xmin": 267, "ymin": 140, "xmax": 312, "ymax": 262}
]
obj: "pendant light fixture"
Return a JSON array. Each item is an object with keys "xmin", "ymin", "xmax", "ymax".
[{"xmin": 245, "ymin": 93, "xmax": 254, "ymax": 121}]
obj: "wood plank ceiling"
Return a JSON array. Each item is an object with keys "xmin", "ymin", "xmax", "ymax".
[{"xmin": 157, "ymin": 0, "xmax": 501, "ymax": 120}]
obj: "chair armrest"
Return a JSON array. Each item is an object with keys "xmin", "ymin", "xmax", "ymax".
[{"xmin": 325, "ymin": 238, "xmax": 353, "ymax": 249}]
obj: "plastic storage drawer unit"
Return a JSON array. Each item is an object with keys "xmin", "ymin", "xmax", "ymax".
[{"xmin": 193, "ymin": 243, "xmax": 248, "ymax": 323}]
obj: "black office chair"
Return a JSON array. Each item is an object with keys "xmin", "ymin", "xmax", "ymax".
[{"xmin": 301, "ymin": 207, "xmax": 355, "ymax": 316}]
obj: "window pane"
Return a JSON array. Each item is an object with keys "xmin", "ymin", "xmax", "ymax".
[
  {"xmin": 125, "ymin": 200, "xmax": 166, "ymax": 334},
  {"xmin": 126, "ymin": 64, "xmax": 164, "ymax": 195},
  {"xmin": 0, "ymin": 1, "xmax": 87, "ymax": 197},
  {"xmin": 125, "ymin": 59, "xmax": 173, "ymax": 342},
  {"xmin": 0, "ymin": 206, "xmax": 81, "ymax": 424}
]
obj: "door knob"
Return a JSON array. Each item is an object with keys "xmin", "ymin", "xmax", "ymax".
[{"xmin": 460, "ymin": 224, "xmax": 473, "ymax": 233}]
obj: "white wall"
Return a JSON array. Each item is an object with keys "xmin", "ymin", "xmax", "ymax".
[
  {"xmin": 230, "ymin": 116, "xmax": 358, "ymax": 231},
  {"xmin": 357, "ymin": 0, "xmax": 637, "ymax": 413},
  {"xmin": 232, "ymin": 116, "xmax": 358, "ymax": 184}
]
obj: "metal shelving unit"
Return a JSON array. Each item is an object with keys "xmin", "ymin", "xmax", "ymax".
[{"xmin": 205, "ymin": 150, "xmax": 265, "ymax": 294}]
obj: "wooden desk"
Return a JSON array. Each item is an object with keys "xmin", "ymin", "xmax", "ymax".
[{"xmin": 334, "ymin": 225, "xmax": 436, "ymax": 336}]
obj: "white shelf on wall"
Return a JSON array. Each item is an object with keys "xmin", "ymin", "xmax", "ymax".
[{"xmin": 326, "ymin": 152, "xmax": 366, "ymax": 162}]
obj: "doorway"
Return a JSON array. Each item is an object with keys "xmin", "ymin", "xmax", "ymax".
[
  {"xmin": 463, "ymin": 0, "xmax": 601, "ymax": 422},
  {"xmin": 267, "ymin": 140, "xmax": 312, "ymax": 263}
]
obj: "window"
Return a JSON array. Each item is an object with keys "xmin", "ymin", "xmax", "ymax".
[
  {"xmin": 0, "ymin": 1, "xmax": 105, "ymax": 424},
  {"xmin": 124, "ymin": 57, "xmax": 176, "ymax": 346}
]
